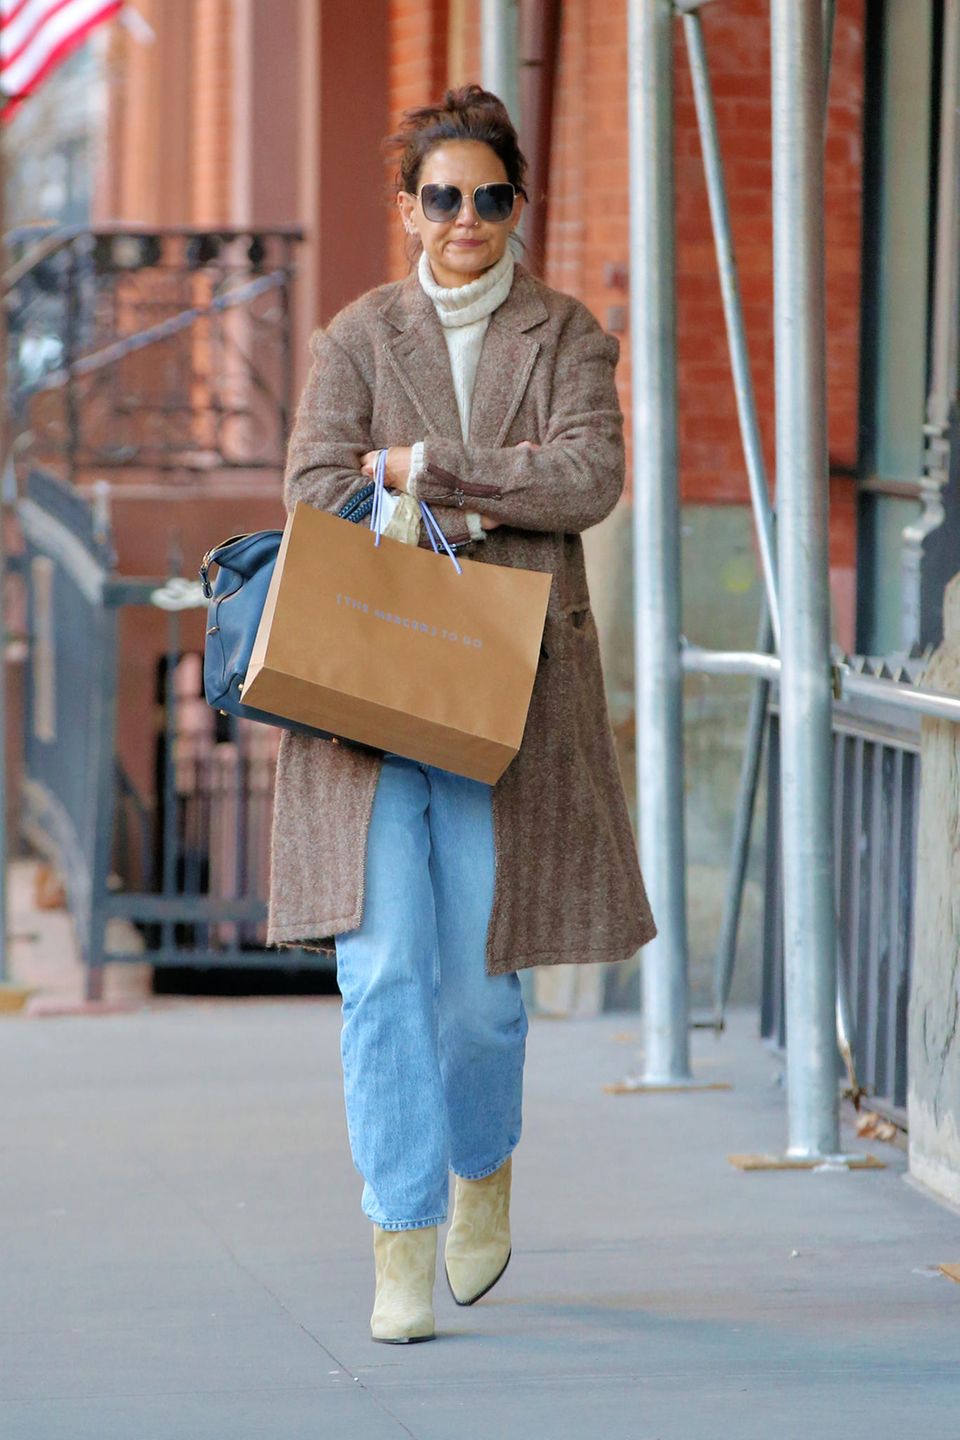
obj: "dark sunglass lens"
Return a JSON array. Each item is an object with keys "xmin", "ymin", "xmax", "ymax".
[
  {"xmin": 420, "ymin": 184, "xmax": 462, "ymax": 221},
  {"xmin": 475, "ymin": 183, "xmax": 515, "ymax": 222}
]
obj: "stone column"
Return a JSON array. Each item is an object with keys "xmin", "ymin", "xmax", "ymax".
[{"xmin": 908, "ymin": 573, "xmax": 960, "ymax": 1204}]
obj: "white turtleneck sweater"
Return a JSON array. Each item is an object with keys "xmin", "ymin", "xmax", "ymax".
[
  {"xmin": 379, "ymin": 246, "xmax": 515, "ymax": 546},
  {"xmin": 415, "ymin": 244, "xmax": 515, "ymax": 444}
]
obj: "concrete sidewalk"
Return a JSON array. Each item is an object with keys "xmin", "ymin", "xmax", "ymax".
[{"xmin": 1, "ymin": 999, "xmax": 958, "ymax": 1439}]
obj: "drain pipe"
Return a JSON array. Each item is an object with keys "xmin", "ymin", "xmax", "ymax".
[
  {"xmin": 481, "ymin": 0, "xmax": 520, "ymax": 125},
  {"xmin": 518, "ymin": 0, "xmax": 560, "ymax": 274}
]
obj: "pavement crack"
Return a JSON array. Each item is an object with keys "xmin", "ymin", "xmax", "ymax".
[
  {"xmin": 123, "ymin": 1143, "xmax": 421, "ymax": 1438},
  {"xmin": 229, "ymin": 1268, "xmax": 421, "ymax": 1439}
]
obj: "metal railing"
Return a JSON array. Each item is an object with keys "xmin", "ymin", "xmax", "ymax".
[
  {"xmin": 18, "ymin": 468, "xmax": 332, "ymax": 992},
  {"xmin": 6, "ymin": 225, "xmax": 314, "ymax": 993},
  {"xmin": 6, "ymin": 225, "xmax": 301, "ymax": 480},
  {"xmin": 760, "ymin": 657, "xmax": 928, "ymax": 1127}
]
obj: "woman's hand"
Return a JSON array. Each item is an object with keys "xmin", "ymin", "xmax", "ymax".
[
  {"xmin": 360, "ymin": 448, "xmax": 412, "ymax": 491},
  {"xmin": 360, "ymin": 439, "xmax": 538, "ymax": 528}
]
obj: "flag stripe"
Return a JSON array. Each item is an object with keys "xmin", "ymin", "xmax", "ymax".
[
  {"xmin": 1, "ymin": 0, "xmax": 47, "ymax": 28},
  {"xmin": 1, "ymin": 0, "xmax": 120, "ymax": 100},
  {"xmin": 1, "ymin": 0, "xmax": 65, "ymax": 59},
  {"xmin": 4, "ymin": 0, "xmax": 88, "ymax": 69},
  {"xmin": 1, "ymin": 7, "xmax": 117, "ymax": 119}
]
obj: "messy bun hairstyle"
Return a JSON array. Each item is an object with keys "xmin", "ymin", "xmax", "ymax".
[{"xmin": 386, "ymin": 84, "xmax": 529, "ymax": 199}]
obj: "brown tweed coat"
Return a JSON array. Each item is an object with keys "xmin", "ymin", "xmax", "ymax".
[{"xmin": 266, "ymin": 260, "xmax": 656, "ymax": 975}]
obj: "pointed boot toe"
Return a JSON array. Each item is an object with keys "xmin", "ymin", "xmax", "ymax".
[
  {"xmin": 370, "ymin": 1224, "xmax": 437, "ymax": 1343},
  {"xmin": 444, "ymin": 1155, "xmax": 513, "ymax": 1307}
]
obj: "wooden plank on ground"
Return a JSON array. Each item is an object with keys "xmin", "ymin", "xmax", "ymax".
[{"xmin": 727, "ymin": 1152, "xmax": 886, "ymax": 1170}]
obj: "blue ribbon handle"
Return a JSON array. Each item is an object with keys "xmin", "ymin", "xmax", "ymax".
[{"xmin": 369, "ymin": 448, "xmax": 462, "ymax": 575}]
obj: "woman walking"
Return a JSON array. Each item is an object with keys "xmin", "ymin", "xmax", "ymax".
[{"xmin": 268, "ymin": 85, "xmax": 655, "ymax": 1344}]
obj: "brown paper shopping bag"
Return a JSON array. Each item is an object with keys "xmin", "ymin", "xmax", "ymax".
[{"xmin": 241, "ymin": 503, "xmax": 552, "ymax": 783}]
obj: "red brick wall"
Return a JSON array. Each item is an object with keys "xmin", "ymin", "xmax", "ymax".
[
  {"xmin": 386, "ymin": 0, "xmax": 450, "ymax": 280},
  {"xmin": 673, "ymin": 0, "xmax": 864, "ymax": 505}
]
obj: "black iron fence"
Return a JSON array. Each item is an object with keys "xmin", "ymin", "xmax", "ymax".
[
  {"xmin": 761, "ymin": 657, "xmax": 925, "ymax": 1126},
  {"xmin": 19, "ymin": 468, "xmax": 330, "ymax": 996},
  {"xmin": 6, "ymin": 225, "xmax": 300, "ymax": 479}
]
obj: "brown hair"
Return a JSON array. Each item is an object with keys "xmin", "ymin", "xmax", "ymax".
[{"xmin": 386, "ymin": 84, "xmax": 529, "ymax": 199}]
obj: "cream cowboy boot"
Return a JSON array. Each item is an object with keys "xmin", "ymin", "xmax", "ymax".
[
  {"xmin": 444, "ymin": 1156, "xmax": 512, "ymax": 1306},
  {"xmin": 370, "ymin": 1224, "xmax": 437, "ymax": 1344}
]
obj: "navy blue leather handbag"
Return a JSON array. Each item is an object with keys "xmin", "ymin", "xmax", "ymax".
[{"xmin": 199, "ymin": 479, "xmax": 377, "ymax": 737}]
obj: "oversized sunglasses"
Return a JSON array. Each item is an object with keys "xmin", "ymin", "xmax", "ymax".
[{"xmin": 415, "ymin": 182, "xmax": 517, "ymax": 224}]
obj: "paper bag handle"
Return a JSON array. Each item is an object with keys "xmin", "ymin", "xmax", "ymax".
[{"xmin": 369, "ymin": 449, "xmax": 463, "ymax": 575}]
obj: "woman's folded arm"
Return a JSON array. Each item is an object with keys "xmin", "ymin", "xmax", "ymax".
[
  {"xmin": 283, "ymin": 331, "xmax": 476, "ymax": 549},
  {"xmin": 408, "ymin": 310, "xmax": 625, "ymax": 534}
]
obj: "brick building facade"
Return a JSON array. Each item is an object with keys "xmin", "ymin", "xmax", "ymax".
[
  {"xmin": 84, "ymin": 0, "xmax": 871, "ymax": 1003},
  {"xmin": 100, "ymin": 2, "xmax": 865, "ymax": 594}
]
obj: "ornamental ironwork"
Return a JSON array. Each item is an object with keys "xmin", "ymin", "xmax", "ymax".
[{"xmin": 5, "ymin": 226, "xmax": 302, "ymax": 480}]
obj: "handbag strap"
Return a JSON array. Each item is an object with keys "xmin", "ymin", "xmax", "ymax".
[
  {"xmin": 369, "ymin": 449, "xmax": 462, "ymax": 575},
  {"xmin": 419, "ymin": 501, "xmax": 463, "ymax": 574}
]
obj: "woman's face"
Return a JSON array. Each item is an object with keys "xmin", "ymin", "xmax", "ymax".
[{"xmin": 397, "ymin": 140, "xmax": 523, "ymax": 288}]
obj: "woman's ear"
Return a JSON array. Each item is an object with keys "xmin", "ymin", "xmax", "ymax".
[
  {"xmin": 510, "ymin": 193, "xmax": 525, "ymax": 235},
  {"xmin": 397, "ymin": 191, "xmax": 416, "ymax": 235}
]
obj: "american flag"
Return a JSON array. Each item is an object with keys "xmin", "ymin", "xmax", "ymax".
[{"xmin": 0, "ymin": 0, "xmax": 123, "ymax": 120}]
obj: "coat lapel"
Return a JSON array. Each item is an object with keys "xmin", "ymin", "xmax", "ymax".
[
  {"xmin": 466, "ymin": 264, "xmax": 550, "ymax": 446},
  {"xmin": 379, "ymin": 262, "xmax": 549, "ymax": 447},
  {"xmin": 381, "ymin": 274, "xmax": 463, "ymax": 440}
]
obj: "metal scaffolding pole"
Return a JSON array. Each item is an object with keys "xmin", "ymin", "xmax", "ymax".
[
  {"xmin": 770, "ymin": 0, "xmax": 840, "ymax": 1157},
  {"xmin": 480, "ymin": 0, "xmax": 520, "ymax": 123},
  {"xmin": 682, "ymin": 8, "xmax": 780, "ymax": 647},
  {"xmin": 902, "ymin": 0, "xmax": 960, "ymax": 647},
  {"xmin": 628, "ymin": 0, "xmax": 691, "ymax": 1083}
]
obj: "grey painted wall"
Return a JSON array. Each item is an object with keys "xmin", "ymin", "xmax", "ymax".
[{"xmin": 530, "ymin": 500, "xmax": 766, "ymax": 1016}]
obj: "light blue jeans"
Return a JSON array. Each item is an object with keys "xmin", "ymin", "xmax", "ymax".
[{"xmin": 334, "ymin": 752, "xmax": 529, "ymax": 1231}]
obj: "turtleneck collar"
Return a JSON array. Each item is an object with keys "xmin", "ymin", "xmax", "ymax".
[{"xmin": 417, "ymin": 246, "xmax": 515, "ymax": 328}]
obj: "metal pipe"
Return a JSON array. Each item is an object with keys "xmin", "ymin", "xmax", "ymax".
[
  {"xmin": 711, "ymin": 608, "xmax": 773, "ymax": 1022},
  {"xmin": 518, "ymin": 0, "xmax": 561, "ymax": 274},
  {"xmin": 835, "ymin": 932, "xmax": 861, "ymax": 1100},
  {"xmin": 481, "ymin": 0, "xmax": 520, "ymax": 122},
  {"xmin": 682, "ymin": 12, "xmax": 781, "ymax": 648},
  {"xmin": 822, "ymin": 0, "xmax": 836, "ymax": 95},
  {"xmin": 771, "ymin": 0, "xmax": 839, "ymax": 1157},
  {"xmin": 681, "ymin": 644, "xmax": 780, "ymax": 681},
  {"xmin": 925, "ymin": 0, "xmax": 960, "ymax": 430},
  {"xmin": 842, "ymin": 670, "xmax": 960, "ymax": 722},
  {"xmin": 64, "ymin": 244, "xmax": 81, "ymax": 485},
  {"xmin": 628, "ymin": 0, "xmax": 691, "ymax": 1082},
  {"xmin": 682, "ymin": 6, "xmax": 780, "ymax": 1025},
  {"xmin": 901, "ymin": 0, "xmax": 960, "ymax": 647},
  {"xmin": 681, "ymin": 642, "xmax": 960, "ymax": 724}
]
